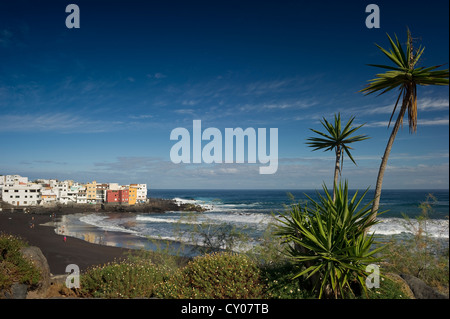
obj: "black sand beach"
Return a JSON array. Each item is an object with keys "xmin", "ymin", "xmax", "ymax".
[{"xmin": 0, "ymin": 211, "xmax": 133, "ymax": 275}]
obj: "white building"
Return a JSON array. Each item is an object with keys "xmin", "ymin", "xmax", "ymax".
[
  {"xmin": 2, "ymin": 183, "xmax": 42, "ymax": 206},
  {"xmin": 1, "ymin": 174, "xmax": 28, "ymax": 190},
  {"xmin": 77, "ymin": 187, "xmax": 87, "ymax": 204},
  {"xmin": 5, "ymin": 175, "xmax": 28, "ymax": 186},
  {"xmin": 53, "ymin": 181, "xmax": 68, "ymax": 204},
  {"xmin": 41, "ymin": 187, "xmax": 58, "ymax": 205},
  {"xmin": 135, "ymin": 184, "xmax": 148, "ymax": 203}
]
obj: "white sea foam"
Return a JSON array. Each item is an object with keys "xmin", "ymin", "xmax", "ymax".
[
  {"xmin": 77, "ymin": 212, "xmax": 448, "ymax": 253},
  {"xmin": 372, "ymin": 217, "xmax": 449, "ymax": 238},
  {"xmin": 173, "ymin": 197, "xmax": 198, "ymax": 205},
  {"xmin": 79, "ymin": 214, "xmax": 140, "ymax": 235},
  {"xmin": 136, "ymin": 215, "xmax": 202, "ymax": 225}
]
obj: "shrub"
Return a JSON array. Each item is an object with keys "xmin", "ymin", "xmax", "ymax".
[
  {"xmin": 0, "ymin": 233, "xmax": 41, "ymax": 290},
  {"xmin": 260, "ymin": 262, "xmax": 313, "ymax": 299},
  {"xmin": 382, "ymin": 194, "xmax": 449, "ymax": 295},
  {"xmin": 77, "ymin": 258, "xmax": 169, "ymax": 298},
  {"xmin": 275, "ymin": 182, "xmax": 385, "ymax": 298},
  {"xmin": 155, "ymin": 252, "xmax": 266, "ymax": 299}
]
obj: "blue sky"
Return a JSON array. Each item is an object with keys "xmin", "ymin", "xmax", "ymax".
[{"xmin": 0, "ymin": 0, "xmax": 448, "ymax": 189}]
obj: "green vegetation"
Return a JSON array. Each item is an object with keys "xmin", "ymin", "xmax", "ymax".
[
  {"xmin": 77, "ymin": 258, "xmax": 168, "ymax": 298},
  {"xmin": 73, "ymin": 248, "xmax": 412, "ymax": 299},
  {"xmin": 382, "ymin": 194, "xmax": 449, "ymax": 296},
  {"xmin": 306, "ymin": 113, "xmax": 369, "ymax": 201},
  {"xmin": 155, "ymin": 252, "xmax": 265, "ymax": 299},
  {"xmin": 275, "ymin": 182, "xmax": 385, "ymax": 298},
  {"xmin": 58, "ymin": 193, "xmax": 447, "ymax": 300},
  {"xmin": 360, "ymin": 29, "xmax": 449, "ymax": 219},
  {"xmin": 0, "ymin": 233, "xmax": 41, "ymax": 290}
]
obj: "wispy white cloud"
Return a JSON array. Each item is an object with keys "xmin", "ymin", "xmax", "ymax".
[
  {"xmin": 128, "ymin": 114, "xmax": 153, "ymax": 120},
  {"xmin": 358, "ymin": 97, "xmax": 449, "ymax": 116},
  {"xmin": 0, "ymin": 113, "xmax": 120, "ymax": 133},
  {"xmin": 364, "ymin": 116, "xmax": 449, "ymax": 127},
  {"xmin": 418, "ymin": 117, "xmax": 449, "ymax": 126},
  {"xmin": 418, "ymin": 97, "xmax": 449, "ymax": 111},
  {"xmin": 173, "ymin": 109, "xmax": 196, "ymax": 115}
]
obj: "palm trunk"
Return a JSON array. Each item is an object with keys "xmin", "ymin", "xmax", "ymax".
[
  {"xmin": 370, "ymin": 93, "xmax": 409, "ymax": 221},
  {"xmin": 333, "ymin": 146, "xmax": 341, "ymax": 202}
]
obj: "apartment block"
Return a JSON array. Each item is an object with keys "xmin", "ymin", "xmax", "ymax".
[
  {"xmin": 41, "ymin": 187, "xmax": 58, "ymax": 205},
  {"xmin": 106, "ymin": 189, "xmax": 129, "ymax": 204},
  {"xmin": 129, "ymin": 186, "xmax": 137, "ymax": 205},
  {"xmin": 1, "ymin": 183, "xmax": 42, "ymax": 206},
  {"xmin": 85, "ymin": 181, "xmax": 97, "ymax": 203}
]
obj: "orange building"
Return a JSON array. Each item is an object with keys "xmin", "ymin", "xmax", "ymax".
[{"xmin": 129, "ymin": 186, "xmax": 137, "ymax": 205}]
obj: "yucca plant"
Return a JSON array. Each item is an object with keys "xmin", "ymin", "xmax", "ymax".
[
  {"xmin": 306, "ymin": 113, "xmax": 370, "ymax": 201},
  {"xmin": 275, "ymin": 182, "xmax": 385, "ymax": 298},
  {"xmin": 360, "ymin": 29, "xmax": 449, "ymax": 221}
]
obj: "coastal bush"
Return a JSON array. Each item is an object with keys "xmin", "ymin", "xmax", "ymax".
[
  {"xmin": 382, "ymin": 194, "xmax": 449, "ymax": 295},
  {"xmin": 275, "ymin": 182, "xmax": 385, "ymax": 299},
  {"xmin": 155, "ymin": 252, "xmax": 266, "ymax": 299},
  {"xmin": 0, "ymin": 233, "xmax": 41, "ymax": 290},
  {"xmin": 260, "ymin": 262, "xmax": 313, "ymax": 299},
  {"xmin": 77, "ymin": 258, "xmax": 169, "ymax": 298},
  {"xmin": 176, "ymin": 212, "xmax": 250, "ymax": 255}
]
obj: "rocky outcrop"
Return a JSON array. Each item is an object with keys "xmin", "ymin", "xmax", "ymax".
[
  {"xmin": 20, "ymin": 246, "xmax": 51, "ymax": 298},
  {"xmin": 2, "ymin": 283, "xmax": 28, "ymax": 299},
  {"xmin": 400, "ymin": 274, "xmax": 448, "ymax": 299},
  {"xmin": 1, "ymin": 246, "xmax": 51, "ymax": 299}
]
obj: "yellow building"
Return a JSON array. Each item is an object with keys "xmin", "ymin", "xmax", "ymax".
[
  {"xmin": 128, "ymin": 185, "xmax": 137, "ymax": 205},
  {"xmin": 85, "ymin": 181, "xmax": 97, "ymax": 203}
]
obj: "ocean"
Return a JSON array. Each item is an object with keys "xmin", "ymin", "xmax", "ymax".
[{"xmin": 55, "ymin": 189, "xmax": 449, "ymax": 256}]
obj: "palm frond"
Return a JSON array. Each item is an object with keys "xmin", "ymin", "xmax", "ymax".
[{"xmin": 360, "ymin": 29, "xmax": 449, "ymax": 133}]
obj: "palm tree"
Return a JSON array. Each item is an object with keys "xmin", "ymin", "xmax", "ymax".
[
  {"xmin": 360, "ymin": 29, "xmax": 449, "ymax": 221},
  {"xmin": 306, "ymin": 113, "xmax": 370, "ymax": 201}
]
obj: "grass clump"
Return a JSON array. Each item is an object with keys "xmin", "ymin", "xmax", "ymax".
[{"xmin": 0, "ymin": 233, "xmax": 41, "ymax": 291}]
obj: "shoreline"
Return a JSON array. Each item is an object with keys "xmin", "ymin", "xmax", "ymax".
[
  {"xmin": 0, "ymin": 211, "xmax": 135, "ymax": 275},
  {"xmin": 0, "ymin": 198, "xmax": 204, "ymax": 275}
]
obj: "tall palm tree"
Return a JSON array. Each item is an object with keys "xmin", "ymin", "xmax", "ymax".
[
  {"xmin": 360, "ymin": 29, "xmax": 449, "ymax": 221},
  {"xmin": 306, "ymin": 113, "xmax": 370, "ymax": 201}
]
